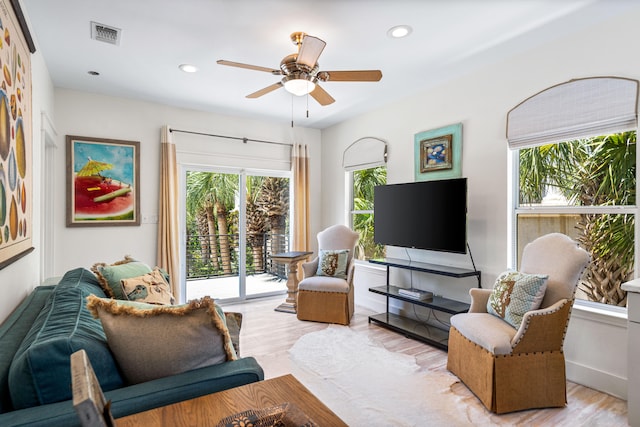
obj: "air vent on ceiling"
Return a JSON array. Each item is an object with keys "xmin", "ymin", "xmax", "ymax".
[{"xmin": 90, "ymin": 21, "xmax": 121, "ymax": 45}]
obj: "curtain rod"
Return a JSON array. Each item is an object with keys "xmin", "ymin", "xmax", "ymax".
[{"xmin": 169, "ymin": 128, "xmax": 293, "ymax": 147}]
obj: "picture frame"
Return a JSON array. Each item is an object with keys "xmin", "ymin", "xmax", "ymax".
[
  {"xmin": 0, "ymin": 0, "xmax": 34, "ymax": 270},
  {"xmin": 414, "ymin": 123, "xmax": 462, "ymax": 181},
  {"xmin": 66, "ymin": 136, "xmax": 140, "ymax": 227},
  {"xmin": 419, "ymin": 134, "xmax": 453, "ymax": 172}
]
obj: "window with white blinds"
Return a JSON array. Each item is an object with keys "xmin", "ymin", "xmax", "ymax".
[
  {"xmin": 508, "ymin": 76, "xmax": 638, "ymax": 309},
  {"xmin": 507, "ymin": 77, "xmax": 638, "ymax": 148},
  {"xmin": 344, "ymin": 137, "xmax": 387, "ymax": 260},
  {"xmin": 342, "ymin": 137, "xmax": 387, "ymax": 171}
]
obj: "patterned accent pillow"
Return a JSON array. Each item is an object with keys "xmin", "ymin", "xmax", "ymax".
[
  {"xmin": 315, "ymin": 249, "xmax": 349, "ymax": 279},
  {"xmin": 86, "ymin": 295, "xmax": 237, "ymax": 384},
  {"xmin": 487, "ymin": 270, "xmax": 549, "ymax": 329},
  {"xmin": 91, "ymin": 256, "xmax": 152, "ymax": 299},
  {"xmin": 121, "ymin": 268, "xmax": 176, "ymax": 305},
  {"xmin": 224, "ymin": 312, "xmax": 243, "ymax": 357}
]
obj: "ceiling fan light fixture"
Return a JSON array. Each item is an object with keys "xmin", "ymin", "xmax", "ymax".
[
  {"xmin": 178, "ymin": 63, "xmax": 198, "ymax": 73},
  {"xmin": 283, "ymin": 76, "xmax": 316, "ymax": 96},
  {"xmin": 218, "ymin": 31, "xmax": 381, "ymax": 106},
  {"xmin": 387, "ymin": 25, "xmax": 412, "ymax": 38}
]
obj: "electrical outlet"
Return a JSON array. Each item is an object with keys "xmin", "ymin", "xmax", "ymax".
[{"xmin": 142, "ymin": 214, "xmax": 159, "ymax": 224}]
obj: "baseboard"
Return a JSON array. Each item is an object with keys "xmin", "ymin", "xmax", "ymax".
[{"xmin": 566, "ymin": 359, "xmax": 627, "ymax": 400}]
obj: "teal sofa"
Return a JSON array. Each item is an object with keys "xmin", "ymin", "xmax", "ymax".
[{"xmin": 0, "ymin": 268, "xmax": 264, "ymax": 427}]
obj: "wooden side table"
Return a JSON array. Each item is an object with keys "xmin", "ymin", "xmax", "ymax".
[{"xmin": 269, "ymin": 251, "xmax": 312, "ymax": 313}]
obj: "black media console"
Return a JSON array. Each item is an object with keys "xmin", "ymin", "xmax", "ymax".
[{"xmin": 367, "ymin": 258, "xmax": 481, "ymax": 351}]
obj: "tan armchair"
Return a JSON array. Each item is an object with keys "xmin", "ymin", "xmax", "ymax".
[
  {"xmin": 447, "ymin": 233, "xmax": 590, "ymax": 414},
  {"xmin": 296, "ymin": 225, "xmax": 359, "ymax": 325}
]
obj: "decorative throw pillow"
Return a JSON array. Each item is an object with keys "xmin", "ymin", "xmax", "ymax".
[
  {"xmin": 86, "ymin": 295, "xmax": 237, "ymax": 384},
  {"xmin": 315, "ymin": 249, "xmax": 349, "ymax": 279},
  {"xmin": 487, "ymin": 270, "xmax": 549, "ymax": 329},
  {"xmin": 156, "ymin": 266, "xmax": 171, "ymax": 285},
  {"xmin": 121, "ymin": 268, "xmax": 175, "ymax": 305},
  {"xmin": 91, "ymin": 256, "xmax": 152, "ymax": 299},
  {"xmin": 224, "ymin": 312, "xmax": 243, "ymax": 357}
]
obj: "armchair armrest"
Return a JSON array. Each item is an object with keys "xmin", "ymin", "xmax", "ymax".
[
  {"xmin": 302, "ymin": 257, "xmax": 319, "ymax": 279},
  {"xmin": 511, "ymin": 299, "xmax": 573, "ymax": 354},
  {"xmin": 345, "ymin": 261, "xmax": 356, "ymax": 287},
  {"xmin": 469, "ymin": 288, "xmax": 492, "ymax": 313}
]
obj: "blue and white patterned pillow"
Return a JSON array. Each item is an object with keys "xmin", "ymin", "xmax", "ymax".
[{"xmin": 487, "ymin": 270, "xmax": 549, "ymax": 329}]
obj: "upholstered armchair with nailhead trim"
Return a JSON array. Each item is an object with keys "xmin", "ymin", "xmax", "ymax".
[
  {"xmin": 296, "ymin": 225, "xmax": 359, "ymax": 326},
  {"xmin": 447, "ymin": 233, "xmax": 590, "ymax": 414}
]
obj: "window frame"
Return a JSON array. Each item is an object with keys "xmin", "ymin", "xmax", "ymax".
[
  {"xmin": 509, "ymin": 134, "xmax": 639, "ymax": 312},
  {"xmin": 346, "ymin": 164, "xmax": 386, "ymax": 261}
]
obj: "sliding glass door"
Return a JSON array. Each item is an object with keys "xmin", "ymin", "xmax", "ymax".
[{"xmin": 184, "ymin": 167, "xmax": 291, "ymax": 301}]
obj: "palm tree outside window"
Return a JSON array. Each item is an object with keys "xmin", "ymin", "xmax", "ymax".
[
  {"xmin": 516, "ymin": 131, "xmax": 636, "ymax": 307},
  {"xmin": 350, "ymin": 166, "xmax": 387, "ymax": 260}
]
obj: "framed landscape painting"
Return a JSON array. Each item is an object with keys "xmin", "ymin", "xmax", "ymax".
[
  {"xmin": 66, "ymin": 136, "xmax": 140, "ymax": 227},
  {"xmin": 0, "ymin": 0, "xmax": 34, "ymax": 269}
]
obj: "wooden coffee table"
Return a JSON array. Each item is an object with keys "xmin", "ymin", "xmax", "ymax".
[{"xmin": 116, "ymin": 374, "xmax": 347, "ymax": 426}]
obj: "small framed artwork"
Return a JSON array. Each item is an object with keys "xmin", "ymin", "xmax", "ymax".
[
  {"xmin": 419, "ymin": 134, "xmax": 453, "ymax": 172},
  {"xmin": 66, "ymin": 135, "xmax": 140, "ymax": 227},
  {"xmin": 414, "ymin": 123, "xmax": 462, "ymax": 181}
]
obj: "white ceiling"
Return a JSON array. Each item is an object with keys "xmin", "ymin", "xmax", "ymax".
[{"xmin": 20, "ymin": 0, "xmax": 634, "ymax": 129}]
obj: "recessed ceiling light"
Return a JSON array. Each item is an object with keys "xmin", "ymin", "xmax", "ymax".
[
  {"xmin": 387, "ymin": 25, "xmax": 412, "ymax": 39},
  {"xmin": 179, "ymin": 64, "xmax": 198, "ymax": 73}
]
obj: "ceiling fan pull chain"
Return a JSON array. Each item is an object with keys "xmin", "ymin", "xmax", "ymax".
[
  {"xmin": 291, "ymin": 95, "xmax": 294, "ymax": 128},
  {"xmin": 306, "ymin": 91, "xmax": 310, "ymax": 118}
]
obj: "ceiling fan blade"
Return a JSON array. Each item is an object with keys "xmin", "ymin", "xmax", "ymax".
[
  {"xmin": 320, "ymin": 70, "xmax": 383, "ymax": 82},
  {"xmin": 246, "ymin": 82, "xmax": 283, "ymax": 98},
  {"xmin": 217, "ymin": 60, "xmax": 281, "ymax": 75},
  {"xmin": 296, "ymin": 35, "xmax": 326, "ymax": 68},
  {"xmin": 310, "ymin": 84, "xmax": 335, "ymax": 106}
]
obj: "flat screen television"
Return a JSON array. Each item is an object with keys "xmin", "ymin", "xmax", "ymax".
[{"xmin": 374, "ymin": 178, "xmax": 467, "ymax": 254}]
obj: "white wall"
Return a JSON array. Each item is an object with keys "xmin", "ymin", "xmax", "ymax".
[
  {"xmin": 327, "ymin": 7, "xmax": 640, "ymax": 398},
  {"xmin": 49, "ymin": 89, "xmax": 322, "ymax": 279}
]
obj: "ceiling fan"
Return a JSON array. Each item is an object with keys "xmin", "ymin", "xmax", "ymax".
[{"xmin": 217, "ymin": 32, "xmax": 382, "ymax": 106}]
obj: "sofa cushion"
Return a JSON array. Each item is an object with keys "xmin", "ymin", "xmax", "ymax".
[
  {"xmin": 299, "ymin": 275, "xmax": 350, "ymax": 293},
  {"xmin": 8, "ymin": 268, "xmax": 124, "ymax": 409},
  {"xmin": 91, "ymin": 255, "xmax": 153, "ymax": 299},
  {"xmin": 121, "ymin": 268, "xmax": 175, "ymax": 305},
  {"xmin": 486, "ymin": 270, "xmax": 548, "ymax": 329},
  {"xmin": 86, "ymin": 295, "xmax": 237, "ymax": 385},
  {"xmin": 450, "ymin": 313, "xmax": 517, "ymax": 355},
  {"xmin": 315, "ymin": 249, "xmax": 349, "ymax": 279},
  {"xmin": 0, "ymin": 285, "xmax": 55, "ymax": 414}
]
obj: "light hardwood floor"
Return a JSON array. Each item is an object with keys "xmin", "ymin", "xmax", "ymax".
[{"xmin": 221, "ymin": 295, "xmax": 628, "ymax": 426}]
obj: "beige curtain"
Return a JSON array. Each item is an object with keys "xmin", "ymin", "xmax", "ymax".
[
  {"xmin": 292, "ymin": 144, "xmax": 310, "ymax": 260},
  {"xmin": 157, "ymin": 126, "xmax": 180, "ymax": 300}
]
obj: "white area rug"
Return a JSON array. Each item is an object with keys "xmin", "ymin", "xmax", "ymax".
[{"xmin": 288, "ymin": 325, "xmax": 476, "ymax": 426}]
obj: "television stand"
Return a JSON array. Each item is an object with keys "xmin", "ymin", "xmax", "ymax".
[{"xmin": 367, "ymin": 258, "xmax": 480, "ymax": 351}]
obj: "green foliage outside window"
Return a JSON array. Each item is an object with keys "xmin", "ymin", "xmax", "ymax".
[
  {"xmin": 352, "ymin": 166, "xmax": 386, "ymax": 260},
  {"xmin": 518, "ymin": 131, "xmax": 636, "ymax": 306}
]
